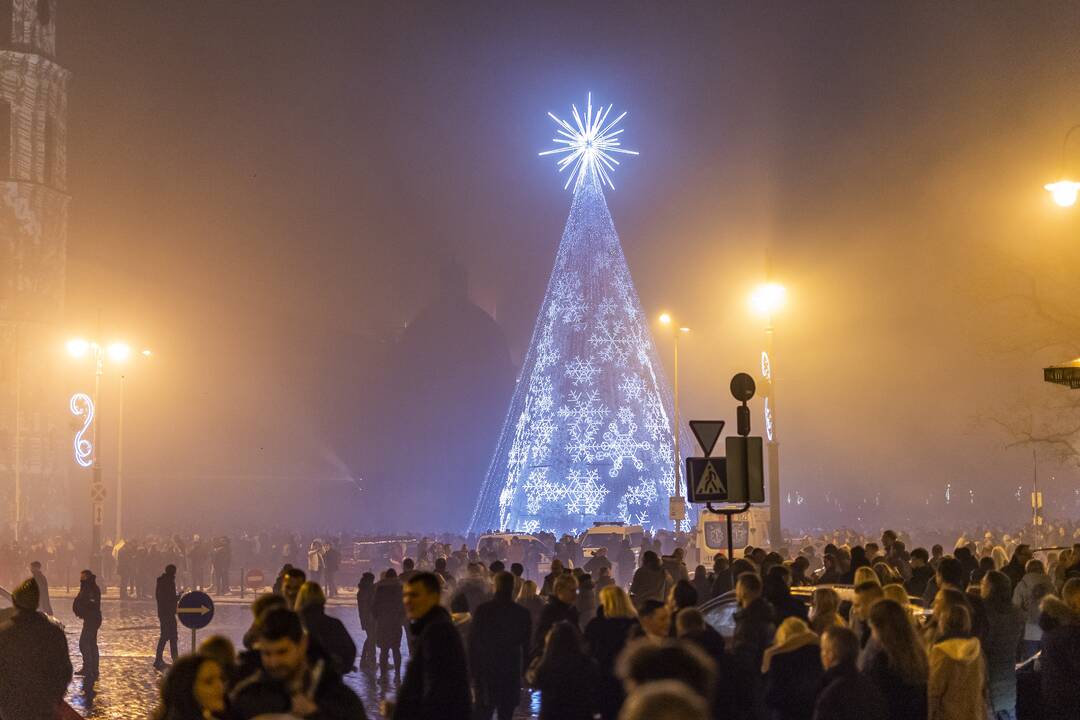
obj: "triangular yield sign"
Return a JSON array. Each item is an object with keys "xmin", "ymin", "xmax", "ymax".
[
  {"xmin": 695, "ymin": 460, "xmax": 727, "ymax": 496},
  {"xmin": 690, "ymin": 420, "xmax": 725, "ymax": 456}
]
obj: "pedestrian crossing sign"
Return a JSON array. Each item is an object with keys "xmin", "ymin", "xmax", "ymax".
[{"xmin": 686, "ymin": 457, "xmax": 729, "ymax": 503}]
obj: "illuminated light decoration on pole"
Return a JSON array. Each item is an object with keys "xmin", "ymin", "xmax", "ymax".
[
  {"xmin": 761, "ymin": 351, "xmax": 771, "ymax": 382},
  {"xmin": 70, "ymin": 392, "xmax": 94, "ymax": 468},
  {"xmin": 469, "ymin": 94, "xmax": 691, "ymax": 535},
  {"xmin": 764, "ymin": 397, "xmax": 774, "ymax": 442}
]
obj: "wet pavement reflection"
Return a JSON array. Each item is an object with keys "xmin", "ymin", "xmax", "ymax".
[{"xmin": 56, "ymin": 597, "xmax": 539, "ymax": 719}]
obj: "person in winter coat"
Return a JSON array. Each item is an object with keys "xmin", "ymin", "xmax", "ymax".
[
  {"xmin": 28, "ymin": 560, "xmax": 53, "ymax": 615},
  {"xmin": 154, "ymin": 564, "xmax": 180, "ymax": 670},
  {"xmin": 675, "ymin": 608, "xmax": 735, "ymax": 720},
  {"xmin": 372, "ymin": 569, "xmax": 406, "ymax": 677},
  {"xmin": 355, "ymin": 573, "xmax": 376, "ymax": 668},
  {"xmin": 978, "ymin": 571, "xmax": 1024, "ymax": 719},
  {"xmin": 732, "ymin": 573, "xmax": 776, "ymax": 671},
  {"xmin": 73, "ymin": 569, "xmax": 102, "ymax": 680},
  {"xmin": 864, "ymin": 599, "xmax": 928, "ymax": 720},
  {"xmin": 297, "ymin": 581, "xmax": 357, "ymax": 677},
  {"xmin": 585, "ymin": 586, "xmax": 641, "ymax": 720},
  {"xmin": 1012, "ymin": 558, "xmax": 1054, "ymax": 658},
  {"xmin": 905, "ymin": 548, "xmax": 935, "ymax": 599},
  {"xmin": 306, "ymin": 540, "xmax": 325, "ymax": 585},
  {"xmin": 576, "ymin": 572, "xmax": 598, "ymax": 626},
  {"xmin": 385, "ymin": 572, "xmax": 471, "ymax": 720},
  {"xmin": 661, "ymin": 548, "xmax": 690, "ymax": 585},
  {"xmin": 0, "ymin": 578, "xmax": 73, "ymax": 720},
  {"xmin": 927, "ymin": 604, "xmax": 986, "ymax": 720},
  {"xmin": 516, "ymin": 579, "xmax": 544, "ymax": 630},
  {"xmin": 1038, "ymin": 578, "xmax": 1080, "ymax": 720},
  {"xmin": 323, "ymin": 543, "xmax": 341, "ymax": 598},
  {"xmin": 468, "ymin": 571, "xmax": 532, "ymax": 720},
  {"xmin": 764, "ymin": 565, "xmax": 809, "ymax": 624},
  {"xmin": 1001, "ymin": 545, "xmax": 1033, "ymax": 592},
  {"xmin": 526, "ymin": 621, "xmax": 600, "ymax": 720},
  {"xmin": 762, "ymin": 617, "xmax": 823, "ymax": 720},
  {"xmin": 811, "ymin": 626, "xmax": 887, "ymax": 720},
  {"xmin": 630, "ymin": 551, "xmax": 671, "ymax": 608},
  {"xmin": 533, "ymin": 573, "xmax": 579, "ymax": 657}
]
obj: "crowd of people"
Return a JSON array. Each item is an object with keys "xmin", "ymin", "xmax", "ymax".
[{"xmin": 1, "ymin": 525, "xmax": 1079, "ymax": 719}]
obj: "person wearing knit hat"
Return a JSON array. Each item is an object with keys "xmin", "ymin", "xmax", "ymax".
[
  {"xmin": 12, "ymin": 577, "xmax": 40, "ymax": 611},
  {"xmin": 0, "ymin": 576, "xmax": 73, "ymax": 719}
]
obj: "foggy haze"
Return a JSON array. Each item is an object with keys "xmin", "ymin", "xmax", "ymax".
[{"xmin": 53, "ymin": 1, "xmax": 1080, "ymax": 534}]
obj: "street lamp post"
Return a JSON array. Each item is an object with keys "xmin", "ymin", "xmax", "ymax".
[
  {"xmin": 67, "ymin": 338, "xmax": 147, "ymax": 563},
  {"xmin": 750, "ymin": 283, "xmax": 786, "ymax": 547},
  {"xmin": 12, "ymin": 325, "xmax": 21, "ymax": 543},
  {"xmin": 659, "ymin": 313, "xmax": 690, "ymax": 529}
]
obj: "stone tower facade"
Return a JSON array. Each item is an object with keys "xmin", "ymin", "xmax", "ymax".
[{"xmin": 0, "ymin": 0, "xmax": 70, "ymax": 536}]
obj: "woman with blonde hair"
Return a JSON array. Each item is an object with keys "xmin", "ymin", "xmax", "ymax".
[
  {"xmin": 928, "ymin": 604, "xmax": 985, "ymax": 720},
  {"xmin": 874, "ymin": 562, "xmax": 900, "ymax": 586},
  {"xmin": 516, "ymin": 579, "xmax": 544, "ymax": 629},
  {"xmin": 990, "ymin": 545, "xmax": 1009, "ymax": 571},
  {"xmin": 809, "ymin": 587, "xmax": 844, "ymax": 634},
  {"xmin": 762, "ymin": 617, "xmax": 823, "ymax": 720},
  {"xmin": 853, "ymin": 566, "xmax": 880, "ymax": 587},
  {"xmin": 865, "ymin": 599, "xmax": 928, "ymax": 720},
  {"xmin": 585, "ymin": 585, "xmax": 640, "ymax": 720}
]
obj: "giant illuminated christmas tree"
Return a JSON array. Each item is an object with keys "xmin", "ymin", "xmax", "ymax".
[{"xmin": 469, "ymin": 95, "xmax": 691, "ymax": 536}]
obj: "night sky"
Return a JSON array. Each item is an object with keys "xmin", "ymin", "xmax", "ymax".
[{"xmin": 56, "ymin": 2, "xmax": 1080, "ymax": 532}]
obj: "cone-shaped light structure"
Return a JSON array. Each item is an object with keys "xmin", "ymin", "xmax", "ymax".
[{"xmin": 469, "ymin": 96, "xmax": 690, "ymax": 535}]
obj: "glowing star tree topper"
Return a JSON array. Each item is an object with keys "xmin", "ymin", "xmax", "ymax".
[
  {"xmin": 469, "ymin": 94, "xmax": 692, "ymax": 535},
  {"xmin": 538, "ymin": 93, "xmax": 639, "ymax": 191}
]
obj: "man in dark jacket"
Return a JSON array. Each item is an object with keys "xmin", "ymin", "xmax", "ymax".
[
  {"xmin": 154, "ymin": 564, "xmax": 180, "ymax": 670},
  {"xmin": 1040, "ymin": 578, "xmax": 1080, "ymax": 720},
  {"xmin": 904, "ymin": 548, "xmax": 934, "ymax": 598},
  {"xmin": 0, "ymin": 578, "xmax": 73, "ymax": 720},
  {"xmin": 323, "ymin": 542, "xmax": 341, "ymax": 598},
  {"xmin": 812, "ymin": 626, "xmax": 887, "ymax": 720},
  {"xmin": 73, "ymin": 569, "xmax": 102, "ymax": 680},
  {"xmin": 231, "ymin": 607, "xmax": 367, "ymax": 719},
  {"xmin": 732, "ymin": 573, "xmax": 775, "ymax": 670},
  {"xmin": 533, "ymin": 573, "xmax": 580, "ymax": 657},
  {"xmin": 385, "ymin": 572, "xmax": 470, "ymax": 720},
  {"xmin": 299, "ymin": 583, "xmax": 357, "ymax": 677},
  {"xmin": 1002, "ymin": 544, "xmax": 1033, "ymax": 591},
  {"xmin": 469, "ymin": 571, "xmax": 532, "ymax": 720}
]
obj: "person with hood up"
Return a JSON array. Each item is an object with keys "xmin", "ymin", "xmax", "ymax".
[
  {"xmin": 1012, "ymin": 558, "xmax": 1054, "ymax": 659},
  {"xmin": 762, "ymin": 617, "xmax": 823, "ymax": 720},
  {"xmin": 630, "ymin": 551, "xmax": 671, "ymax": 608},
  {"xmin": 927, "ymin": 603, "xmax": 985, "ymax": 720},
  {"xmin": 73, "ymin": 568, "xmax": 102, "ymax": 681},
  {"xmin": 0, "ymin": 578, "xmax": 73, "ymax": 720}
]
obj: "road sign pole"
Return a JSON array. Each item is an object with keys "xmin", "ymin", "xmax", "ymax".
[
  {"xmin": 191, "ymin": 627, "xmax": 197, "ymax": 654},
  {"xmin": 671, "ymin": 328, "xmax": 683, "ymax": 530}
]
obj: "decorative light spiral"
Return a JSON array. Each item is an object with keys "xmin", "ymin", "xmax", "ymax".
[
  {"xmin": 761, "ymin": 351, "xmax": 772, "ymax": 382},
  {"xmin": 70, "ymin": 392, "xmax": 94, "ymax": 468}
]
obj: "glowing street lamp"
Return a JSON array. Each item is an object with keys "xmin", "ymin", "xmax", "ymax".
[
  {"xmin": 749, "ymin": 283, "xmax": 786, "ymax": 547},
  {"xmin": 1044, "ymin": 125, "xmax": 1080, "ymax": 207},
  {"xmin": 658, "ymin": 312, "xmax": 690, "ymax": 529}
]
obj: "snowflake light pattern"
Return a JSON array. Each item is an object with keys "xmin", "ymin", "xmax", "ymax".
[
  {"xmin": 468, "ymin": 96, "xmax": 693, "ymax": 535},
  {"xmin": 538, "ymin": 93, "xmax": 639, "ymax": 191}
]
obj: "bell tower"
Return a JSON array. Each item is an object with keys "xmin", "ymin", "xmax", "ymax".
[{"xmin": 0, "ymin": 0, "xmax": 71, "ymax": 537}]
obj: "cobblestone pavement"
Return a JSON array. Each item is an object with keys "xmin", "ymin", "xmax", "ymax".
[{"xmin": 54, "ymin": 595, "xmax": 539, "ymax": 719}]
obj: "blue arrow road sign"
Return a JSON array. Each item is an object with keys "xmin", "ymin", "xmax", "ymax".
[{"xmin": 177, "ymin": 591, "xmax": 215, "ymax": 630}]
